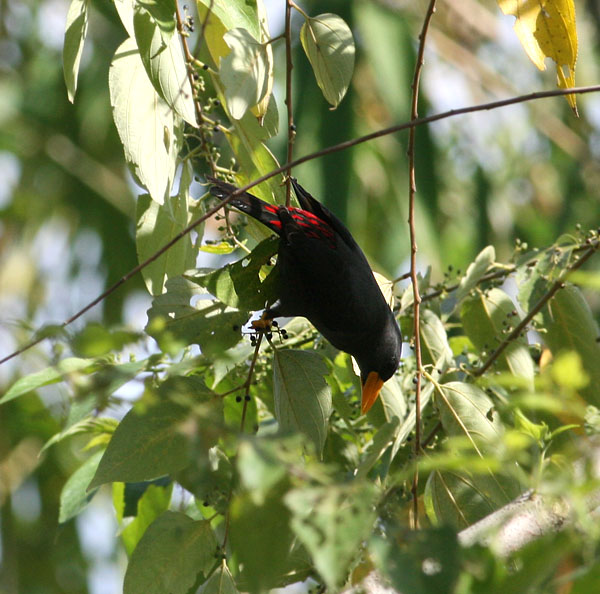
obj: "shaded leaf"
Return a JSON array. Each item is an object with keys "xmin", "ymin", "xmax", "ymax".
[
  {"xmin": 89, "ymin": 402, "xmax": 190, "ymax": 487},
  {"xmin": 371, "ymin": 528, "xmax": 460, "ymax": 594},
  {"xmin": 203, "ymin": 564, "xmax": 239, "ymax": 594},
  {"xmin": 189, "ymin": 236, "xmax": 278, "ymax": 310},
  {"xmin": 420, "ymin": 309, "xmax": 453, "ymax": 370},
  {"xmin": 285, "ymin": 483, "xmax": 376, "ymax": 590},
  {"xmin": 137, "ymin": 0, "xmax": 176, "ymax": 40},
  {"xmin": 59, "ymin": 450, "xmax": 103, "ymax": 523},
  {"xmin": 300, "ymin": 13, "xmax": 355, "ymax": 108},
  {"xmin": 146, "ymin": 276, "xmax": 248, "ymax": 356},
  {"xmin": 121, "ymin": 483, "xmax": 174, "ymax": 555},
  {"xmin": 273, "ymin": 349, "xmax": 332, "ymax": 455},
  {"xmin": 63, "ymin": 0, "xmax": 89, "ymax": 102},
  {"xmin": 109, "ymin": 37, "xmax": 181, "ymax": 204},
  {"xmin": 123, "ymin": 511, "xmax": 217, "ymax": 594},
  {"xmin": 230, "ymin": 485, "xmax": 295, "ymax": 593}
]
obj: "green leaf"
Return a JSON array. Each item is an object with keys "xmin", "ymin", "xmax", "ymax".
[
  {"xmin": 285, "ymin": 483, "xmax": 376, "ymax": 590},
  {"xmin": 461, "ymin": 288, "xmax": 534, "ymax": 386},
  {"xmin": 71, "ymin": 323, "xmax": 140, "ymax": 357},
  {"xmin": 272, "ymin": 350, "xmax": 332, "ymax": 455},
  {"xmin": 123, "ymin": 511, "xmax": 217, "ymax": 594},
  {"xmin": 121, "ymin": 483, "xmax": 174, "ymax": 555},
  {"xmin": 356, "ymin": 416, "xmax": 400, "ymax": 479},
  {"xmin": 1, "ymin": 357, "xmax": 97, "ymax": 404},
  {"xmin": 63, "ymin": 0, "xmax": 89, "ymax": 102},
  {"xmin": 300, "ymin": 13, "xmax": 355, "ymax": 108},
  {"xmin": 203, "ymin": 564, "xmax": 239, "ymax": 594},
  {"xmin": 109, "ymin": 36, "xmax": 181, "ymax": 204},
  {"xmin": 230, "ymin": 485, "xmax": 295, "ymax": 592},
  {"xmin": 371, "ymin": 528, "xmax": 460, "ymax": 594},
  {"xmin": 543, "ymin": 284, "xmax": 600, "ymax": 407},
  {"xmin": 450, "ymin": 245, "xmax": 496, "ymax": 310},
  {"xmin": 59, "ymin": 451, "xmax": 103, "ymax": 523},
  {"xmin": 427, "ymin": 381, "xmax": 521, "ymax": 527},
  {"xmin": 196, "ymin": 0, "xmax": 262, "ymax": 65},
  {"xmin": 220, "ymin": 28, "xmax": 270, "ymax": 120},
  {"xmin": 146, "ymin": 276, "xmax": 248, "ymax": 356},
  {"xmin": 136, "ymin": 193, "xmax": 196, "ymax": 295},
  {"xmin": 189, "ymin": 236, "xmax": 278, "ymax": 310},
  {"xmin": 137, "ymin": 0, "xmax": 176, "ymax": 40},
  {"xmin": 133, "ymin": 4, "xmax": 197, "ymax": 125},
  {"xmin": 420, "ymin": 309, "xmax": 453, "ymax": 370},
  {"xmin": 89, "ymin": 402, "xmax": 190, "ymax": 488}
]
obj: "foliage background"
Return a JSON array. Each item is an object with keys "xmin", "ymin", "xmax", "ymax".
[{"xmin": 1, "ymin": 0, "xmax": 600, "ymax": 593}]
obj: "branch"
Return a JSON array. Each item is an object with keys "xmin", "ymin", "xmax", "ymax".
[
  {"xmin": 2, "ymin": 85, "xmax": 600, "ymax": 364},
  {"xmin": 474, "ymin": 238, "xmax": 599, "ymax": 377},
  {"xmin": 407, "ymin": 0, "xmax": 438, "ymax": 530}
]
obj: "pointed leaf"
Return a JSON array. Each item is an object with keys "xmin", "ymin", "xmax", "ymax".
[
  {"xmin": 300, "ymin": 13, "xmax": 355, "ymax": 108},
  {"xmin": 133, "ymin": 5, "xmax": 197, "ymax": 125},
  {"xmin": 63, "ymin": 0, "xmax": 89, "ymax": 102},
  {"xmin": 420, "ymin": 309, "xmax": 453, "ymax": 370},
  {"xmin": 203, "ymin": 565, "xmax": 239, "ymax": 594},
  {"xmin": 89, "ymin": 402, "xmax": 190, "ymax": 487},
  {"xmin": 136, "ymin": 193, "xmax": 196, "ymax": 295},
  {"xmin": 273, "ymin": 349, "xmax": 332, "ymax": 455},
  {"xmin": 1, "ymin": 357, "xmax": 98, "ymax": 404},
  {"xmin": 59, "ymin": 450, "xmax": 103, "ymax": 523},
  {"xmin": 452, "ymin": 245, "xmax": 495, "ymax": 307},
  {"xmin": 123, "ymin": 512, "xmax": 217, "ymax": 594},
  {"xmin": 543, "ymin": 284, "xmax": 600, "ymax": 407},
  {"xmin": 109, "ymin": 37, "xmax": 181, "ymax": 204}
]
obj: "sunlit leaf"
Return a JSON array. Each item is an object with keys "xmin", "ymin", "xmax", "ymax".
[
  {"xmin": 136, "ymin": 192, "xmax": 196, "ymax": 295},
  {"xmin": 300, "ymin": 13, "xmax": 355, "ymax": 108},
  {"xmin": 220, "ymin": 28, "xmax": 270, "ymax": 119},
  {"xmin": 133, "ymin": 4, "xmax": 197, "ymax": 125},
  {"xmin": 452, "ymin": 245, "xmax": 495, "ymax": 307},
  {"xmin": 63, "ymin": 0, "xmax": 89, "ymax": 102},
  {"xmin": 498, "ymin": 0, "xmax": 578, "ymax": 111},
  {"xmin": 109, "ymin": 37, "xmax": 181, "ymax": 204}
]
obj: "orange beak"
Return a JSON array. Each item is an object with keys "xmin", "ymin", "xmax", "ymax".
[{"xmin": 361, "ymin": 371, "xmax": 385, "ymax": 414}]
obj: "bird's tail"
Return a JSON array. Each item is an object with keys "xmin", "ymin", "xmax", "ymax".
[{"xmin": 207, "ymin": 177, "xmax": 282, "ymax": 234}]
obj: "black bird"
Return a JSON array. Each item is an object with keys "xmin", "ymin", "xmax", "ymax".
[{"xmin": 209, "ymin": 177, "xmax": 402, "ymax": 413}]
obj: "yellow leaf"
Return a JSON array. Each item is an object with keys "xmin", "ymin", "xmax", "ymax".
[{"xmin": 498, "ymin": 0, "xmax": 578, "ymax": 113}]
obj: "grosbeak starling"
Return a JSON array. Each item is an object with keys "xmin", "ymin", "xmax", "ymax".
[{"xmin": 209, "ymin": 177, "xmax": 402, "ymax": 414}]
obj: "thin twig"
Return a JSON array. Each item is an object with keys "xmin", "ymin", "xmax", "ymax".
[
  {"xmin": 284, "ymin": 0, "xmax": 295, "ymax": 206},
  {"xmin": 473, "ymin": 240, "xmax": 599, "ymax": 377},
  {"xmin": 2, "ymin": 85, "xmax": 600, "ymax": 364},
  {"xmin": 407, "ymin": 0, "xmax": 438, "ymax": 531}
]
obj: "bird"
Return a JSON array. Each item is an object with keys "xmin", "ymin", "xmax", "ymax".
[{"xmin": 208, "ymin": 176, "xmax": 402, "ymax": 414}]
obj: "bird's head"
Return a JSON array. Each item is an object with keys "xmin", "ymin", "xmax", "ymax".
[{"xmin": 358, "ymin": 320, "xmax": 402, "ymax": 414}]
